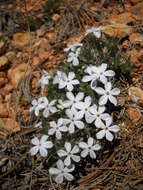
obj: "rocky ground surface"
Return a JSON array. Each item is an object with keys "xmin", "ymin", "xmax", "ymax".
[{"xmin": 0, "ymin": 0, "xmax": 143, "ymax": 189}]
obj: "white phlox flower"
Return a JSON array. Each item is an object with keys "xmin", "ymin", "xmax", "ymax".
[
  {"xmin": 64, "ymin": 43, "xmax": 83, "ymax": 52},
  {"xmin": 38, "ymin": 97, "xmax": 57, "ymax": 118},
  {"xmin": 94, "ymin": 63, "xmax": 115, "ymax": 85},
  {"xmin": 49, "ymin": 160, "xmax": 75, "ymax": 184},
  {"xmin": 64, "ymin": 109, "xmax": 85, "ymax": 134},
  {"xmin": 96, "ymin": 117, "xmax": 120, "ymax": 141},
  {"xmin": 30, "ymin": 135, "xmax": 53, "ymax": 157},
  {"xmin": 82, "ymin": 66, "xmax": 98, "ymax": 86},
  {"xmin": 38, "ymin": 70, "xmax": 51, "ymax": 88},
  {"xmin": 29, "ymin": 97, "xmax": 48, "ymax": 116},
  {"xmin": 54, "ymin": 72, "xmax": 79, "ymax": 91},
  {"xmin": 67, "ymin": 48, "xmax": 81, "ymax": 66},
  {"xmin": 79, "ymin": 137, "xmax": 101, "ymax": 159},
  {"xmin": 82, "ymin": 63, "xmax": 115, "ymax": 89},
  {"xmin": 48, "ymin": 118, "xmax": 68, "ymax": 140},
  {"xmin": 74, "ymin": 96, "xmax": 95, "ymax": 123},
  {"xmin": 53, "ymin": 70, "xmax": 64, "ymax": 85},
  {"xmin": 85, "ymin": 26, "xmax": 104, "ymax": 38},
  {"xmin": 94, "ymin": 82, "xmax": 120, "ymax": 106},
  {"xmin": 89, "ymin": 105, "xmax": 111, "ymax": 127},
  {"xmin": 58, "ymin": 92, "xmax": 84, "ymax": 110},
  {"xmin": 57, "ymin": 142, "xmax": 80, "ymax": 166}
]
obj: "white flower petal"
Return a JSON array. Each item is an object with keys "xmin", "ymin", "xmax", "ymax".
[
  {"xmin": 100, "ymin": 63, "xmax": 107, "ymax": 71},
  {"xmin": 106, "ymin": 82, "xmax": 112, "ymax": 91},
  {"xmin": 99, "ymin": 95, "xmax": 108, "ymax": 105},
  {"xmin": 48, "ymin": 128, "xmax": 56, "ymax": 135},
  {"xmin": 95, "ymin": 117, "xmax": 104, "ymax": 128},
  {"xmin": 72, "ymin": 155, "xmax": 80, "ymax": 162},
  {"xmin": 106, "ymin": 130, "xmax": 114, "ymax": 141},
  {"xmin": 55, "ymin": 174, "xmax": 64, "ymax": 184},
  {"xmin": 100, "ymin": 75, "xmax": 107, "ymax": 84},
  {"xmin": 88, "ymin": 137, "xmax": 94, "ymax": 147},
  {"xmin": 92, "ymin": 144, "xmax": 101, "ymax": 151},
  {"xmin": 64, "ymin": 173, "xmax": 74, "ymax": 181},
  {"xmin": 74, "ymin": 110, "xmax": 84, "ymax": 120},
  {"xmin": 64, "ymin": 156, "xmax": 71, "ymax": 166},
  {"xmin": 50, "ymin": 121, "xmax": 56, "ymax": 128},
  {"xmin": 66, "ymin": 109, "xmax": 73, "ymax": 119},
  {"xmin": 43, "ymin": 108, "xmax": 49, "ymax": 118},
  {"xmin": 76, "ymin": 92, "xmax": 84, "ymax": 101},
  {"xmin": 40, "ymin": 147, "xmax": 48, "ymax": 157},
  {"xmin": 56, "ymin": 160, "xmax": 64, "ymax": 170},
  {"xmin": 106, "ymin": 117, "xmax": 112, "ymax": 126},
  {"xmin": 30, "ymin": 146, "xmax": 39, "ymax": 156},
  {"xmin": 71, "ymin": 79, "xmax": 79, "ymax": 85},
  {"xmin": 71, "ymin": 145, "xmax": 79, "ymax": 154},
  {"xmin": 68, "ymin": 72, "xmax": 75, "ymax": 80},
  {"xmin": 56, "ymin": 131, "xmax": 62, "ymax": 139},
  {"xmin": 57, "ymin": 150, "xmax": 67, "ymax": 157},
  {"xmin": 69, "ymin": 122, "xmax": 75, "ymax": 134},
  {"xmin": 73, "ymin": 58, "xmax": 79, "ymax": 66},
  {"xmin": 85, "ymin": 112, "xmax": 95, "ymax": 124},
  {"xmin": 79, "ymin": 142, "xmax": 88, "ymax": 149},
  {"xmin": 66, "ymin": 92, "xmax": 74, "ymax": 101},
  {"xmin": 89, "ymin": 150, "xmax": 96, "ymax": 159},
  {"xmin": 111, "ymin": 88, "xmax": 120, "ymax": 95},
  {"xmin": 109, "ymin": 95, "xmax": 117, "ymax": 105},
  {"xmin": 31, "ymin": 137, "xmax": 39, "ymax": 146},
  {"xmin": 74, "ymin": 121, "xmax": 84, "ymax": 129},
  {"xmin": 95, "ymin": 87, "xmax": 105, "ymax": 95},
  {"xmin": 60, "ymin": 126, "xmax": 68, "ymax": 132},
  {"xmin": 49, "ymin": 168, "xmax": 60, "ymax": 175},
  {"xmin": 96, "ymin": 129, "xmax": 106, "ymax": 139},
  {"xmin": 67, "ymin": 83, "xmax": 73, "ymax": 91},
  {"xmin": 43, "ymin": 141, "xmax": 53, "ymax": 149},
  {"xmin": 104, "ymin": 70, "xmax": 115, "ymax": 77},
  {"xmin": 100, "ymin": 113, "xmax": 111, "ymax": 121},
  {"xmin": 82, "ymin": 75, "xmax": 94, "ymax": 82},
  {"xmin": 40, "ymin": 135, "xmax": 48, "ymax": 144},
  {"xmin": 108, "ymin": 125, "xmax": 120, "ymax": 133},
  {"xmin": 98, "ymin": 106, "xmax": 105, "ymax": 113},
  {"xmin": 81, "ymin": 149, "xmax": 88, "ymax": 158},
  {"xmin": 49, "ymin": 168, "xmax": 61, "ymax": 175},
  {"xmin": 74, "ymin": 102, "xmax": 85, "ymax": 110},
  {"xmin": 65, "ymin": 142, "xmax": 71, "ymax": 152},
  {"xmin": 50, "ymin": 106, "xmax": 57, "ymax": 113}
]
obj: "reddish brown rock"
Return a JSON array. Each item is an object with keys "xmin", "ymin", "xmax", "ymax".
[
  {"xmin": 131, "ymin": 1, "xmax": 143, "ymax": 21},
  {"xmin": 129, "ymin": 33, "xmax": 143, "ymax": 47},
  {"xmin": 13, "ymin": 32, "xmax": 32, "ymax": 47},
  {"xmin": 109, "ymin": 12, "xmax": 134, "ymax": 25},
  {"xmin": 0, "ymin": 103, "xmax": 9, "ymax": 117},
  {"xmin": 128, "ymin": 107, "xmax": 142, "ymax": 124},
  {"xmin": 0, "ymin": 118, "xmax": 20, "ymax": 134},
  {"xmin": 8, "ymin": 63, "xmax": 30, "ymax": 88},
  {"xmin": 130, "ymin": 49, "xmax": 143, "ymax": 71},
  {"xmin": 128, "ymin": 87, "xmax": 143, "ymax": 106},
  {"xmin": 103, "ymin": 23, "xmax": 132, "ymax": 38},
  {"xmin": 0, "ymin": 56, "xmax": 9, "ymax": 70}
]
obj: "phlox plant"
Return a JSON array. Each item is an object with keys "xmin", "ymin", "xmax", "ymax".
[{"xmin": 29, "ymin": 26, "xmax": 121, "ymax": 184}]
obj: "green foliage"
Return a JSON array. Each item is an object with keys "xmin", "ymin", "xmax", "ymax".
[{"xmin": 80, "ymin": 35, "xmax": 133, "ymax": 76}]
